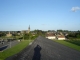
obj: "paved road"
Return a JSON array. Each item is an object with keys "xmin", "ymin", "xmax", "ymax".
[
  {"xmin": 0, "ymin": 40, "xmax": 19, "ymax": 51},
  {"xmin": 6, "ymin": 36, "xmax": 80, "ymax": 60}
]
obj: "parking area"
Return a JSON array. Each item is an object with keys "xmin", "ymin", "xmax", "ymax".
[{"xmin": 0, "ymin": 39, "xmax": 20, "ymax": 51}]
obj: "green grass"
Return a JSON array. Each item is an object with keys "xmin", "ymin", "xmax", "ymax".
[
  {"xmin": 66, "ymin": 40, "xmax": 80, "ymax": 46},
  {"xmin": 54, "ymin": 40, "xmax": 80, "ymax": 51},
  {"xmin": 0, "ymin": 40, "xmax": 33, "ymax": 60}
]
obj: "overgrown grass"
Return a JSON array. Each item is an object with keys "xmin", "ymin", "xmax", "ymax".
[
  {"xmin": 0, "ymin": 40, "xmax": 33, "ymax": 60},
  {"xmin": 65, "ymin": 40, "xmax": 80, "ymax": 46},
  {"xmin": 54, "ymin": 40, "xmax": 80, "ymax": 51}
]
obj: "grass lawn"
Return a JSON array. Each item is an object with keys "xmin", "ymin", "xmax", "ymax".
[
  {"xmin": 0, "ymin": 40, "xmax": 33, "ymax": 60},
  {"xmin": 54, "ymin": 40, "xmax": 80, "ymax": 51},
  {"xmin": 66, "ymin": 40, "xmax": 80, "ymax": 46}
]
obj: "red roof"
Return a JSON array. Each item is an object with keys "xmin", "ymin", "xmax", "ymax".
[{"xmin": 46, "ymin": 33, "xmax": 55, "ymax": 37}]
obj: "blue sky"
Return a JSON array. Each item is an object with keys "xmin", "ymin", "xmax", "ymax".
[{"xmin": 0, "ymin": 0, "xmax": 80, "ymax": 31}]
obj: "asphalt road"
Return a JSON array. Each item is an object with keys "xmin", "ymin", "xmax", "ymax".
[
  {"xmin": 0, "ymin": 40, "xmax": 19, "ymax": 51},
  {"xmin": 6, "ymin": 36, "xmax": 80, "ymax": 60}
]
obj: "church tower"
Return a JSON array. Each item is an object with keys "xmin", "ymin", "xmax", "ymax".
[{"xmin": 28, "ymin": 25, "xmax": 30, "ymax": 33}]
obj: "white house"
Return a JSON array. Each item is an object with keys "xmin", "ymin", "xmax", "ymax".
[
  {"xmin": 46, "ymin": 34, "xmax": 56, "ymax": 39},
  {"xmin": 6, "ymin": 31, "xmax": 12, "ymax": 37},
  {"xmin": 57, "ymin": 36, "xmax": 66, "ymax": 40}
]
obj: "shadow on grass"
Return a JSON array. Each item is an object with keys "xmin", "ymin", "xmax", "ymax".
[{"xmin": 32, "ymin": 45, "xmax": 42, "ymax": 60}]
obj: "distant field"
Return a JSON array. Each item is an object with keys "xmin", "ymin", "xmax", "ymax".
[
  {"xmin": 54, "ymin": 40, "xmax": 80, "ymax": 51},
  {"xmin": 0, "ymin": 40, "xmax": 33, "ymax": 60}
]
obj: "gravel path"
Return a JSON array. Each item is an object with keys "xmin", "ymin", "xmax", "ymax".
[{"xmin": 6, "ymin": 36, "xmax": 80, "ymax": 60}]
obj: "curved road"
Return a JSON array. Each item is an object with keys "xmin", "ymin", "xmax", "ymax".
[{"xmin": 6, "ymin": 36, "xmax": 80, "ymax": 60}]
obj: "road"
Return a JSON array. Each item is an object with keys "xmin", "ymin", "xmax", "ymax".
[
  {"xmin": 6, "ymin": 36, "xmax": 80, "ymax": 60},
  {"xmin": 0, "ymin": 40, "xmax": 19, "ymax": 51}
]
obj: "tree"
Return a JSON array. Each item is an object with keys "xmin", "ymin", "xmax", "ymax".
[{"xmin": 24, "ymin": 34, "xmax": 29, "ymax": 40}]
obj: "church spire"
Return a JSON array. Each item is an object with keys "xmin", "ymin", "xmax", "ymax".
[
  {"xmin": 29, "ymin": 25, "xmax": 30, "ymax": 29},
  {"xmin": 28, "ymin": 25, "xmax": 30, "ymax": 33}
]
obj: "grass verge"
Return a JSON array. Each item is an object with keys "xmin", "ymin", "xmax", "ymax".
[
  {"xmin": 0, "ymin": 40, "xmax": 33, "ymax": 60},
  {"xmin": 54, "ymin": 40, "xmax": 80, "ymax": 51}
]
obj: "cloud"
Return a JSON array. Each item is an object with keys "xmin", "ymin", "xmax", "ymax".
[{"xmin": 71, "ymin": 7, "xmax": 80, "ymax": 12}]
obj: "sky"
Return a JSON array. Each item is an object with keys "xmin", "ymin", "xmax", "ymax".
[{"xmin": 0, "ymin": 0, "xmax": 80, "ymax": 31}]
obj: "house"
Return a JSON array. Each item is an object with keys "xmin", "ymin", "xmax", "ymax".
[
  {"xmin": 46, "ymin": 33, "xmax": 56, "ymax": 39},
  {"xmin": 6, "ymin": 31, "xmax": 12, "ymax": 37},
  {"xmin": 57, "ymin": 36, "xmax": 66, "ymax": 40}
]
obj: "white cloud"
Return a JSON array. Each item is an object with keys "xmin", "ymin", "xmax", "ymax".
[{"xmin": 71, "ymin": 7, "xmax": 80, "ymax": 12}]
